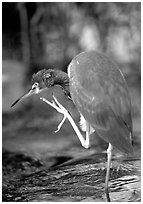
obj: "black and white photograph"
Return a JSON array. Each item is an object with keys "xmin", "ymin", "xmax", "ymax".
[{"xmin": 2, "ymin": 2, "xmax": 141, "ymax": 202}]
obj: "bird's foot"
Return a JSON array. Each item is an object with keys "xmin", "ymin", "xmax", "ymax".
[
  {"xmin": 54, "ymin": 115, "xmax": 67, "ymax": 133},
  {"xmin": 40, "ymin": 96, "xmax": 69, "ymax": 133},
  {"xmin": 105, "ymin": 187, "xmax": 111, "ymax": 202},
  {"xmin": 40, "ymin": 95, "xmax": 89, "ymax": 149}
]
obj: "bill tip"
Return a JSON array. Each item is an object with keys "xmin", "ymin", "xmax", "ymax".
[{"xmin": 10, "ymin": 99, "xmax": 20, "ymax": 108}]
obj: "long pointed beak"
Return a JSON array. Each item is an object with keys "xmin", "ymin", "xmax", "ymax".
[{"xmin": 11, "ymin": 88, "xmax": 37, "ymax": 108}]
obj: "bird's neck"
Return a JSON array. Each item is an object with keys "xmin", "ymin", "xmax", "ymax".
[{"xmin": 53, "ymin": 70, "xmax": 70, "ymax": 98}]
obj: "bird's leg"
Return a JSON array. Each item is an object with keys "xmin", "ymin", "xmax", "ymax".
[
  {"xmin": 105, "ymin": 143, "xmax": 113, "ymax": 202},
  {"xmin": 79, "ymin": 114, "xmax": 90, "ymax": 148},
  {"xmin": 52, "ymin": 95, "xmax": 89, "ymax": 149},
  {"xmin": 54, "ymin": 114, "xmax": 67, "ymax": 133},
  {"xmin": 40, "ymin": 96, "xmax": 89, "ymax": 149},
  {"xmin": 40, "ymin": 97, "xmax": 68, "ymax": 133},
  {"xmin": 85, "ymin": 121, "xmax": 90, "ymax": 148}
]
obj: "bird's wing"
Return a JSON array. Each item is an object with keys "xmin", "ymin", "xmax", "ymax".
[{"xmin": 69, "ymin": 68, "xmax": 133, "ymax": 153}]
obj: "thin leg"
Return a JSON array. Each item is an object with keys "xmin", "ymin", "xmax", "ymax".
[
  {"xmin": 54, "ymin": 114, "xmax": 67, "ymax": 133},
  {"xmin": 105, "ymin": 143, "xmax": 113, "ymax": 202},
  {"xmin": 85, "ymin": 121, "xmax": 90, "ymax": 148},
  {"xmin": 79, "ymin": 114, "xmax": 90, "ymax": 148},
  {"xmin": 40, "ymin": 96, "xmax": 89, "ymax": 149}
]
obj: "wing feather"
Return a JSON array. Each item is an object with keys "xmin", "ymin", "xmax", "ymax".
[{"xmin": 69, "ymin": 52, "xmax": 133, "ymax": 153}]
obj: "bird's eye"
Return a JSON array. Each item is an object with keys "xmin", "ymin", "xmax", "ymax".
[
  {"xmin": 32, "ymin": 82, "xmax": 39, "ymax": 89},
  {"xmin": 34, "ymin": 82, "xmax": 39, "ymax": 86}
]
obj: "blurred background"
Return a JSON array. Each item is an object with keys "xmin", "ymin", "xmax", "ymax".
[
  {"xmin": 2, "ymin": 1, "xmax": 140, "ymax": 149},
  {"xmin": 2, "ymin": 2, "xmax": 141, "ymax": 201}
]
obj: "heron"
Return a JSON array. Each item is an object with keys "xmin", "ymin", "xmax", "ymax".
[{"xmin": 11, "ymin": 51, "xmax": 133, "ymax": 201}]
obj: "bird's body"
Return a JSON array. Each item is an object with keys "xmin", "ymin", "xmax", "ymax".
[
  {"xmin": 68, "ymin": 51, "xmax": 133, "ymax": 153},
  {"xmin": 11, "ymin": 50, "xmax": 133, "ymax": 201}
]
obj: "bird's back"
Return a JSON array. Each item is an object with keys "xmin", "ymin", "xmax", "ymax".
[{"xmin": 68, "ymin": 51, "xmax": 133, "ymax": 153}]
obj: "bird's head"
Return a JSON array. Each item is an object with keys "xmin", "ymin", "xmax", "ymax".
[
  {"xmin": 11, "ymin": 68, "xmax": 69, "ymax": 108},
  {"xmin": 31, "ymin": 69, "xmax": 55, "ymax": 92}
]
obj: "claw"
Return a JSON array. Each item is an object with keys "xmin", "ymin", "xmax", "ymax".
[
  {"xmin": 55, "ymin": 115, "xmax": 67, "ymax": 133},
  {"xmin": 40, "ymin": 95, "xmax": 89, "ymax": 149},
  {"xmin": 40, "ymin": 96, "xmax": 68, "ymax": 133}
]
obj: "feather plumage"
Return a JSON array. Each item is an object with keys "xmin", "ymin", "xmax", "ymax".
[{"xmin": 68, "ymin": 51, "xmax": 133, "ymax": 153}]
